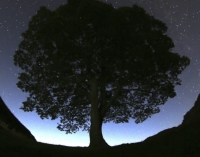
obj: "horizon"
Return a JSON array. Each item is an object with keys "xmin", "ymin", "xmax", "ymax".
[{"xmin": 0, "ymin": 95, "xmax": 197, "ymax": 147}]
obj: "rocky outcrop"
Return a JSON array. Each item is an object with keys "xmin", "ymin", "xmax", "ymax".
[{"xmin": 0, "ymin": 96, "xmax": 36, "ymax": 141}]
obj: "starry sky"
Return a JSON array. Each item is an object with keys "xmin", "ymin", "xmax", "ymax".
[{"xmin": 0, "ymin": 0, "xmax": 200, "ymax": 147}]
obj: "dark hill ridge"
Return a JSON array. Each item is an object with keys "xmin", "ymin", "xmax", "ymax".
[
  {"xmin": 0, "ymin": 94, "xmax": 200, "ymax": 156},
  {"xmin": 139, "ymin": 94, "xmax": 200, "ymax": 156},
  {"xmin": 144, "ymin": 93, "xmax": 200, "ymax": 143},
  {"xmin": 182, "ymin": 94, "xmax": 200, "ymax": 126},
  {"xmin": 0, "ymin": 96, "xmax": 36, "ymax": 141}
]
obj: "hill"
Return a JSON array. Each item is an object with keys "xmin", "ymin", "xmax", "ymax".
[
  {"xmin": 0, "ymin": 95, "xmax": 200, "ymax": 157},
  {"xmin": 0, "ymin": 97, "xmax": 36, "ymax": 141}
]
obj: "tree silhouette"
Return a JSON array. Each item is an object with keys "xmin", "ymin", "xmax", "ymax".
[{"xmin": 14, "ymin": 0, "xmax": 190, "ymax": 148}]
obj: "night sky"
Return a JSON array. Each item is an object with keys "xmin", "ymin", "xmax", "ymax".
[{"xmin": 0, "ymin": 0, "xmax": 200, "ymax": 147}]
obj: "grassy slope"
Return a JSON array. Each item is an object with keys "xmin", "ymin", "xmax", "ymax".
[
  {"xmin": 1, "ymin": 122, "xmax": 200, "ymax": 157},
  {"xmin": 0, "ymin": 97, "xmax": 36, "ymax": 141}
]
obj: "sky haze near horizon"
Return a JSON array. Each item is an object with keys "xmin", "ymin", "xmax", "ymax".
[{"xmin": 0, "ymin": 0, "xmax": 200, "ymax": 146}]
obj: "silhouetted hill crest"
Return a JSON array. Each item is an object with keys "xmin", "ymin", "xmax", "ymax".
[
  {"xmin": 143, "ymin": 94, "xmax": 200, "ymax": 143},
  {"xmin": 181, "ymin": 94, "xmax": 200, "ymax": 126},
  {"xmin": 0, "ymin": 96, "xmax": 36, "ymax": 141},
  {"xmin": 0, "ymin": 95, "xmax": 200, "ymax": 156}
]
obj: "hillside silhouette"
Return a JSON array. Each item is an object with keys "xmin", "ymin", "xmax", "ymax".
[
  {"xmin": 0, "ymin": 97, "xmax": 36, "ymax": 141},
  {"xmin": 0, "ymin": 95, "xmax": 200, "ymax": 156}
]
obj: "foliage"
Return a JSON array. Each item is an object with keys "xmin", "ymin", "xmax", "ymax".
[{"xmin": 14, "ymin": 0, "xmax": 190, "ymax": 134}]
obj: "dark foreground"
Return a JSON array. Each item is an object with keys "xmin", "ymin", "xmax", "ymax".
[
  {"xmin": 1, "ymin": 122, "xmax": 200, "ymax": 157},
  {"xmin": 1, "ymin": 95, "xmax": 200, "ymax": 157}
]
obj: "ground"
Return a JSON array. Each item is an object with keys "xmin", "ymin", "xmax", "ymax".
[{"xmin": 0, "ymin": 121, "xmax": 200, "ymax": 157}]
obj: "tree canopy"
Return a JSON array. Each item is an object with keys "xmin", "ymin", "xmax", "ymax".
[{"xmin": 14, "ymin": 0, "xmax": 190, "ymax": 148}]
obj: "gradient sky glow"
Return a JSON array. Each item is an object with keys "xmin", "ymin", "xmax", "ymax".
[{"xmin": 0, "ymin": 0, "xmax": 200, "ymax": 147}]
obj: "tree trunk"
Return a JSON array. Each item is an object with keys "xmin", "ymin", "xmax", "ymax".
[
  {"xmin": 89, "ymin": 78, "xmax": 110, "ymax": 148},
  {"xmin": 89, "ymin": 114, "xmax": 109, "ymax": 148}
]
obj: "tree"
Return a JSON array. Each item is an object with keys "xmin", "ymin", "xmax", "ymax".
[{"xmin": 14, "ymin": 0, "xmax": 190, "ymax": 148}]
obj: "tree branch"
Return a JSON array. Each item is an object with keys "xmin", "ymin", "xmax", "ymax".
[
  {"xmin": 122, "ymin": 87, "xmax": 139, "ymax": 91},
  {"xmin": 100, "ymin": 83, "xmax": 122, "ymax": 118}
]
